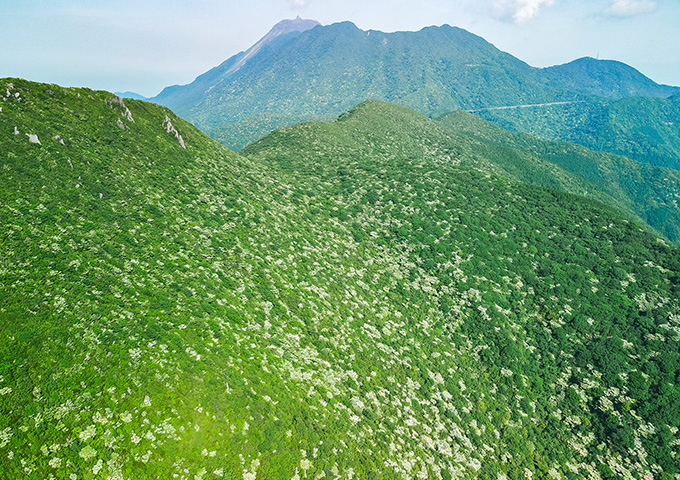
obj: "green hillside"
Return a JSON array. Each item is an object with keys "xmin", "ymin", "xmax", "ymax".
[
  {"xmin": 440, "ymin": 110, "xmax": 680, "ymax": 244},
  {"xmin": 539, "ymin": 57, "xmax": 679, "ymax": 100},
  {"xmin": 1, "ymin": 78, "xmax": 407, "ymax": 478},
  {"xmin": 245, "ymin": 101, "xmax": 680, "ymax": 479},
  {"xmin": 474, "ymin": 94, "xmax": 680, "ymax": 171},
  {"xmin": 2, "ymin": 81, "xmax": 680, "ymax": 479}
]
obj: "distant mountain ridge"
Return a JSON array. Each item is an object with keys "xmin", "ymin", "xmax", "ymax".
[
  {"xmin": 152, "ymin": 17, "xmax": 320, "ymax": 116},
  {"xmin": 223, "ymin": 16, "xmax": 321, "ymax": 78},
  {"xmin": 151, "ymin": 20, "xmax": 678, "ymax": 151},
  {"xmin": 114, "ymin": 91, "xmax": 147, "ymax": 100},
  {"xmin": 540, "ymin": 57, "xmax": 679, "ymax": 100}
]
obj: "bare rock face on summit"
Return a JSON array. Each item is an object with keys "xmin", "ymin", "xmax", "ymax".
[
  {"xmin": 151, "ymin": 17, "xmax": 321, "ymax": 119},
  {"xmin": 225, "ymin": 16, "xmax": 321, "ymax": 77}
]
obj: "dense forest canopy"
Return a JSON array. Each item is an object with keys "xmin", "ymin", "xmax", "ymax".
[{"xmin": 1, "ymin": 81, "xmax": 679, "ymax": 479}]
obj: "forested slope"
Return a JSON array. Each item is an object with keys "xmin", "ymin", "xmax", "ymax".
[
  {"xmin": 440, "ymin": 110, "xmax": 680, "ymax": 244},
  {"xmin": 245, "ymin": 100, "xmax": 680, "ymax": 479},
  {"xmin": 1, "ymin": 81, "xmax": 679, "ymax": 479},
  {"xmin": 475, "ymin": 94, "xmax": 680, "ymax": 171}
]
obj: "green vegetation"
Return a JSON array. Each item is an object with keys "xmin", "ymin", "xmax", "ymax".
[
  {"xmin": 538, "ymin": 57, "xmax": 679, "ymax": 100},
  {"xmin": 245, "ymin": 100, "xmax": 680, "ymax": 479},
  {"xmin": 2, "ymin": 80, "xmax": 680, "ymax": 479},
  {"xmin": 475, "ymin": 94, "xmax": 680, "ymax": 171},
  {"xmin": 440, "ymin": 110, "xmax": 680, "ymax": 244}
]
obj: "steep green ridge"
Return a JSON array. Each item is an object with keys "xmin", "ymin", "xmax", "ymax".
[
  {"xmin": 475, "ymin": 94, "xmax": 680, "ymax": 171},
  {"xmin": 0, "ymin": 78, "xmax": 422, "ymax": 478},
  {"xmin": 2, "ymin": 81, "xmax": 680, "ymax": 479},
  {"xmin": 151, "ymin": 21, "xmax": 678, "ymax": 152},
  {"xmin": 440, "ymin": 110, "xmax": 680, "ymax": 244}
]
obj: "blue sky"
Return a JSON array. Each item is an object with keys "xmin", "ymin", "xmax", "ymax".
[{"xmin": 1, "ymin": 0, "xmax": 678, "ymax": 97}]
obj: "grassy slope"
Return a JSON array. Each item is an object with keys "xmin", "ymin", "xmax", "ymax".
[
  {"xmin": 1, "ymin": 79, "xmax": 448, "ymax": 478},
  {"xmin": 1, "ymin": 83, "xmax": 680, "ymax": 479}
]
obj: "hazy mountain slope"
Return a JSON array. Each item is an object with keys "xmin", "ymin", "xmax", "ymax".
[
  {"xmin": 222, "ymin": 16, "xmax": 321, "ymax": 77},
  {"xmin": 2, "ymin": 81, "xmax": 680, "ymax": 479},
  {"xmin": 152, "ymin": 21, "xmax": 677, "ymax": 152},
  {"xmin": 114, "ymin": 91, "xmax": 148, "ymax": 100},
  {"xmin": 475, "ymin": 94, "xmax": 680, "ymax": 171},
  {"xmin": 152, "ymin": 21, "xmax": 575, "ymax": 150},
  {"xmin": 152, "ymin": 17, "xmax": 320, "ymax": 115},
  {"xmin": 244, "ymin": 101, "xmax": 680, "ymax": 478},
  {"xmin": 440, "ymin": 110, "xmax": 680, "ymax": 243},
  {"xmin": 540, "ymin": 57, "xmax": 679, "ymax": 100}
]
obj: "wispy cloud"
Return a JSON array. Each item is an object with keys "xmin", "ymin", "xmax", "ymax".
[
  {"xmin": 464, "ymin": 0, "xmax": 555, "ymax": 23},
  {"xmin": 512, "ymin": 0, "xmax": 555, "ymax": 22},
  {"xmin": 605, "ymin": 0, "xmax": 657, "ymax": 16},
  {"xmin": 288, "ymin": 0, "xmax": 309, "ymax": 9},
  {"xmin": 481, "ymin": 0, "xmax": 556, "ymax": 23}
]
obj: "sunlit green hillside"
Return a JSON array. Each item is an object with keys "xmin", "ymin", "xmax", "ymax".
[
  {"xmin": 538, "ymin": 57, "xmax": 678, "ymax": 100},
  {"xmin": 1, "ymin": 81, "xmax": 679, "ymax": 479}
]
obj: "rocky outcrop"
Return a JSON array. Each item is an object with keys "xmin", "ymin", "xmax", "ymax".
[
  {"xmin": 26, "ymin": 133, "xmax": 41, "ymax": 144},
  {"xmin": 162, "ymin": 115, "xmax": 185, "ymax": 149},
  {"xmin": 106, "ymin": 96, "xmax": 135, "ymax": 123}
]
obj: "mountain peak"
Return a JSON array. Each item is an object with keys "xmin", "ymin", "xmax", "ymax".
[
  {"xmin": 224, "ymin": 17, "xmax": 321, "ymax": 76},
  {"xmin": 271, "ymin": 16, "xmax": 321, "ymax": 34}
]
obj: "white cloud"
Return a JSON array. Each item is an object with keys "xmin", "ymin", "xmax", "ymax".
[
  {"xmin": 288, "ymin": 0, "xmax": 309, "ymax": 8},
  {"xmin": 605, "ymin": 0, "xmax": 657, "ymax": 16},
  {"xmin": 489, "ymin": 0, "xmax": 556, "ymax": 23}
]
